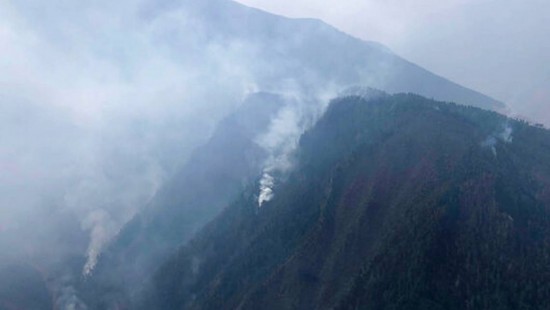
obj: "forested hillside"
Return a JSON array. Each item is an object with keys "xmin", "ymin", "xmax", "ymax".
[{"xmin": 146, "ymin": 93, "xmax": 550, "ymax": 310}]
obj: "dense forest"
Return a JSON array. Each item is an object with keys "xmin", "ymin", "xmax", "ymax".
[
  {"xmin": 1, "ymin": 1, "xmax": 546, "ymax": 310},
  {"xmin": 143, "ymin": 93, "xmax": 550, "ymax": 309}
]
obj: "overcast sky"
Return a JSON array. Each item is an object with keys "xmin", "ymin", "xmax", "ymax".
[{"xmin": 236, "ymin": 0, "xmax": 550, "ymax": 123}]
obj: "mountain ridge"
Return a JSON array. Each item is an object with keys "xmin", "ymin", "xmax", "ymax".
[
  {"xmin": 147, "ymin": 0, "xmax": 503, "ymax": 110},
  {"xmin": 146, "ymin": 92, "xmax": 550, "ymax": 310},
  {"xmin": 78, "ymin": 0, "xmax": 511, "ymax": 306}
]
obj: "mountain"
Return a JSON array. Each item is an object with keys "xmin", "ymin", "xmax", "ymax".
[
  {"xmin": 1, "ymin": 0, "xmax": 536, "ymax": 309},
  {"xmin": 145, "ymin": 93, "xmax": 550, "ymax": 309},
  {"xmin": 94, "ymin": 0, "xmax": 504, "ymax": 285},
  {"xmin": 144, "ymin": 0, "xmax": 503, "ymax": 111},
  {"xmin": 80, "ymin": 92, "xmax": 287, "ymax": 307},
  {"xmin": 80, "ymin": 0, "xmax": 512, "ymax": 306}
]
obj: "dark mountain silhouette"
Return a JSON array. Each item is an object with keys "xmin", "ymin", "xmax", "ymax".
[
  {"xmin": 79, "ymin": 0, "xmax": 514, "ymax": 307},
  {"xmin": 89, "ymin": 0, "xmax": 505, "ymax": 292},
  {"xmin": 145, "ymin": 93, "xmax": 550, "ymax": 310}
]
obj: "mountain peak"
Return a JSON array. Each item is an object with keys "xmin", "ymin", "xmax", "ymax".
[{"xmin": 147, "ymin": 93, "xmax": 550, "ymax": 309}]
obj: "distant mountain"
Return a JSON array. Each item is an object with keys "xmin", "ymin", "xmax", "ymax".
[
  {"xmin": 81, "ymin": 92, "xmax": 287, "ymax": 308},
  {"xmin": 145, "ymin": 93, "xmax": 550, "ymax": 309},
  {"xmin": 93, "ymin": 0, "xmax": 506, "ymax": 279},
  {"xmin": 145, "ymin": 0, "xmax": 504, "ymax": 111},
  {"xmin": 81, "ymin": 0, "xmax": 512, "ymax": 306}
]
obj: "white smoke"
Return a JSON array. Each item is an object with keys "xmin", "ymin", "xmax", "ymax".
[
  {"xmin": 55, "ymin": 285, "xmax": 88, "ymax": 310},
  {"xmin": 81, "ymin": 210, "xmax": 117, "ymax": 276},
  {"xmin": 499, "ymin": 122, "xmax": 513, "ymax": 143},
  {"xmin": 258, "ymin": 173, "xmax": 275, "ymax": 207},
  {"xmin": 59, "ymin": 147, "xmax": 164, "ymax": 276},
  {"xmin": 255, "ymin": 105, "xmax": 302, "ymax": 206},
  {"xmin": 481, "ymin": 136, "xmax": 498, "ymax": 157},
  {"xmin": 255, "ymin": 85, "xmax": 335, "ymax": 207},
  {"xmin": 481, "ymin": 121, "xmax": 514, "ymax": 157},
  {"xmin": 0, "ymin": 0, "xmax": 261, "ymax": 275},
  {"xmin": 51, "ymin": 269, "xmax": 89, "ymax": 310}
]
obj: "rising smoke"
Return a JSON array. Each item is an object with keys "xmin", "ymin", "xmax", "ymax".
[
  {"xmin": 481, "ymin": 121, "xmax": 514, "ymax": 157},
  {"xmin": 1, "ymin": 1, "xmax": 516, "ymax": 307},
  {"xmin": 0, "ymin": 0, "xmax": 344, "ymax": 284},
  {"xmin": 254, "ymin": 86, "xmax": 335, "ymax": 207},
  {"xmin": 258, "ymin": 173, "xmax": 275, "ymax": 207},
  {"xmin": 0, "ymin": 0, "xmax": 262, "ymax": 276},
  {"xmin": 256, "ymin": 105, "xmax": 302, "ymax": 206}
]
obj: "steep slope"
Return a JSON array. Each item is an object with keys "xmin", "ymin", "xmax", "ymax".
[
  {"xmin": 82, "ymin": 93, "xmax": 285, "ymax": 307},
  {"xmin": 84, "ymin": 0, "xmax": 509, "ymax": 305},
  {"xmin": 147, "ymin": 0, "xmax": 504, "ymax": 111},
  {"xmin": 148, "ymin": 93, "xmax": 550, "ymax": 309}
]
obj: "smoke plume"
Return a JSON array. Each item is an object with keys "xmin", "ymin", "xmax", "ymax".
[{"xmin": 255, "ymin": 86, "xmax": 334, "ymax": 207}]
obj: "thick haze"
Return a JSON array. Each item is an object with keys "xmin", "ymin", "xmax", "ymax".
[
  {"xmin": 0, "ymin": 0, "xmax": 546, "ymax": 286},
  {"xmin": 0, "ymin": 0, "xmax": 256, "ymax": 271},
  {"xmin": 0, "ymin": 0, "xmax": 335, "ymax": 277},
  {"xmin": 237, "ymin": 0, "xmax": 550, "ymax": 123}
]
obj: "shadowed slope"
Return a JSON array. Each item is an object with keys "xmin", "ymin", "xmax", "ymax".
[{"xmin": 149, "ymin": 93, "xmax": 550, "ymax": 310}]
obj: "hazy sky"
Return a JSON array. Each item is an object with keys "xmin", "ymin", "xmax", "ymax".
[
  {"xmin": 0, "ymin": 0, "xmax": 251, "ymax": 271},
  {"xmin": 236, "ymin": 0, "xmax": 550, "ymax": 123},
  {"xmin": 0, "ymin": 0, "xmax": 548, "ymax": 279}
]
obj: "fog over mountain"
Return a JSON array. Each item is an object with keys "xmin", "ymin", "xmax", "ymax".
[
  {"xmin": 0, "ymin": 0, "xmax": 546, "ymax": 309},
  {"xmin": 237, "ymin": 0, "xmax": 550, "ymax": 123},
  {"xmin": 0, "ymin": 0, "xmax": 498, "ymax": 271},
  {"xmin": 146, "ymin": 92, "xmax": 550, "ymax": 310}
]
